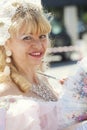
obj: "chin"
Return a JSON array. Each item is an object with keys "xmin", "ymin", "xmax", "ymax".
[{"xmin": 31, "ymin": 60, "xmax": 42, "ymax": 66}]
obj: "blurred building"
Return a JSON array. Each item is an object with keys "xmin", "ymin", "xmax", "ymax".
[
  {"xmin": 42, "ymin": 0, "xmax": 87, "ymax": 7},
  {"xmin": 42, "ymin": 0, "xmax": 87, "ymax": 44}
]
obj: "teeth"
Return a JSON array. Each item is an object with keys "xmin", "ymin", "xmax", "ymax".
[{"xmin": 31, "ymin": 52, "xmax": 41, "ymax": 56}]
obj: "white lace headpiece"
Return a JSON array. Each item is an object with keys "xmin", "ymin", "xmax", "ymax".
[{"xmin": 0, "ymin": 0, "xmax": 41, "ymax": 45}]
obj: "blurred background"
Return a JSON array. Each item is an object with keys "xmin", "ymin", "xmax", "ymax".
[{"xmin": 40, "ymin": 0, "xmax": 87, "ymax": 79}]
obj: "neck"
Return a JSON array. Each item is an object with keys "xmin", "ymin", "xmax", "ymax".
[
  {"xmin": 18, "ymin": 66, "xmax": 39, "ymax": 84},
  {"xmin": 12, "ymin": 59, "xmax": 40, "ymax": 84}
]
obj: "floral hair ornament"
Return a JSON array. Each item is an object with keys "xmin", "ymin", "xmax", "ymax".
[{"xmin": 0, "ymin": 0, "xmax": 42, "ymax": 46}]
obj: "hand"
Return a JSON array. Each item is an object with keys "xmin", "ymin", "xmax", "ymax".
[{"xmin": 76, "ymin": 113, "xmax": 87, "ymax": 122}]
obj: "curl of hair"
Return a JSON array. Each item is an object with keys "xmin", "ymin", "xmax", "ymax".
[
  {"xmin": 10, "ymin": 65, "xmax": 32, "ymax": 92},
  {"xmin": 0, "ymin": 46, "xmax": 32, "ymax": 92}
]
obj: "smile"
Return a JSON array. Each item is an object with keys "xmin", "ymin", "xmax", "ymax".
[{"xmin": 29, "ymin": 52, "xmax": 43, "ymax": 57}]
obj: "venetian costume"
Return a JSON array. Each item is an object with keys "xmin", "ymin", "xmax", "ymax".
[
  {"xmin": 0, "ymin": 0, "xmax": 87, "ymax": 130},
  {"xmin": 0, "ymin": 58, "xmax": 87, "ymax": 130}
]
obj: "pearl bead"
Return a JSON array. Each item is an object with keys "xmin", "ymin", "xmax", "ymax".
[
  {"xmin": 6, "ymin": 57, "xmax": 11, "ymax": 63},
  {"xmin": 6, "ymin": 50, "xmax": 12, "ymax": 56}
]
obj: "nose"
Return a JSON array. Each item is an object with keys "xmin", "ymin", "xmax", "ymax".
[{"xmin": 32, "ymin": 39, "xmax": 42, "ymax": 49}]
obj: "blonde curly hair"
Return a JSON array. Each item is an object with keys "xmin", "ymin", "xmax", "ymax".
[{"xmin": 0, "ymin": 2, "xmax": 51, "ymax": 92}]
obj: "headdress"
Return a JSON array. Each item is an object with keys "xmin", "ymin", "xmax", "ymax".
[{"xmin": 0, "ymin": 0, "xmax": 41, "ymax": 45}]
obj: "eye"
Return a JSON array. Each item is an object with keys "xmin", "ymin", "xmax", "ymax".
[
  {"xmin": 20, "ymin": 35, "xmax": 33, "ymax": 41},
  {"xmin": 39, "ymin": 35, "xmax": 47, "ymax": 40},
  {"xmin": 22, "ymin": 35, "xmax": 32, "ymax": 40}
]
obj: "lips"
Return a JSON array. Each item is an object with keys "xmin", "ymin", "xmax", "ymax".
[{"xmin": 29, "ymin": 52, "xmax": 43, "ymax": 58}]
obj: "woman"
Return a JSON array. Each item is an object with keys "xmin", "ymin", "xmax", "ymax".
[
  {"xmin": 0, "ymin": 0, "xmax": 87, "ymax": 130},
  {"xmin": 0, "ymin": 0, "xmax": 58, "ymax": 101}
]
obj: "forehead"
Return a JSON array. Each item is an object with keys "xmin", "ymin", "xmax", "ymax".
[{"xmin": 18, "ymin": 20, "xmax": 49, "ymax": 36}]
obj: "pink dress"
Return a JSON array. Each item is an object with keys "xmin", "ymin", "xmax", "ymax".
[{"xmin": 0, "ymin": 57, "xmax": 87, "ymax": 130}]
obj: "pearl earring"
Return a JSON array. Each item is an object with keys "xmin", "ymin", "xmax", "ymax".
[
  {"xmin": 6, "ymin": 57, "xmax": 11, "ymax": 63},
  {"xmin": 6, "ymin": 50, "xmax": 12, "ymax": 56},
  {"xmin": 4, "ymin": 50, "xmax": 12, "ymax": 76},
  {"xmin": 6, "ymin": 50, "xmax": 12, "ymax": 63}
]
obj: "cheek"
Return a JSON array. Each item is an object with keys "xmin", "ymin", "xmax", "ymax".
[
  {"xmin": 11, "ymin": 45, "xmax": 25, "ymax": 59},
  {"xmin": 47, "ymin": 40, "xmax": 50, "ymax": 48},
  {"xmin": 43, "ymin": 41, "xmax": 48, "ymax": 49},
  {"xmin": 11, "ymin": 47, "xmax": 19, "ymax": 56},
  {"xmin": 11, "ymin": 49, "xmax": 26, "ymax": 64},
  {"xmin": 10, "ymin": 42, "xmax": 24, "ymax": 54}
]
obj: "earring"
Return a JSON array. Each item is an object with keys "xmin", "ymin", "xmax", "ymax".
[
  {"xmin": 4, "ymin": 50, "xmax": 12, "ymax": 76},
  {"xmin": 5, "ymin": 50, "xmax": 12, "ymax": 63},
  {"xmin": 6, "ymin": 50, "xmax": 12, "ymax": 56}
]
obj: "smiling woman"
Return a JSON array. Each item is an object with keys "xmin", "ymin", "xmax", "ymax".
[
  {"xmin": 0, "ymin": 0, "xmax": 87, "ymax": 130},
  {"xmin": 0, "ymin": 0, "xmax": 52, "ymax": 93},
  {"xmin": 0, "ymin": 0, "xmax": 60, "ymax": 129}
]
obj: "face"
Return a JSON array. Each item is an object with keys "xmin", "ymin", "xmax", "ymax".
[{"xmin": 7, "ymin": 31, "xmax": 49, "ymax": 70}]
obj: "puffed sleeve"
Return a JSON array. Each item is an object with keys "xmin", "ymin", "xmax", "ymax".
[
  {"xmin": 1, "ymin": 96, "xmax": 76, "ymax": 130},
  {"xmin": 6, "ymin": 98, "xmax": 41, "ymax": 130},
  {"xmin": 5, "ymin": 97, "xmax": 64, "ymax": 130}
]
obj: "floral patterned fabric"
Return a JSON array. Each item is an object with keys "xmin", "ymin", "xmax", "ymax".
[{"xmin": 59, "ymin": 58, "xmax": 87, "ymax": 125}]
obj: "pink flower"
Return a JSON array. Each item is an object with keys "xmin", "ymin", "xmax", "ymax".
[{"xmin": 83, "ymin": 78, "xmax": 87, "ymax": 85}]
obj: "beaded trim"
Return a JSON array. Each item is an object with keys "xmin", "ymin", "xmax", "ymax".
[
  {"xmin": 31, "ymin": 80, "xmax": 58, "ymax": 101},
  {"xmin": 13, "ymin": 3, "xmax": 40, "ymax": 19}
]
